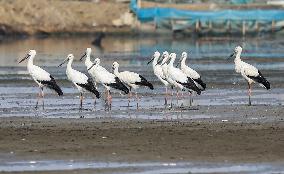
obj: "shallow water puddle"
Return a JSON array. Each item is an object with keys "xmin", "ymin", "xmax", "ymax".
[{"xmin": 0, "ymin": 160, "xmax": 283, "ymax": 173}]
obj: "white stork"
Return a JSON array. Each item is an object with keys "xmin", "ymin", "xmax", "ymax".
[
  {"xmin": 84, "ymin": 55, "xmax": 129, "ymax": 109},
  {"xmin": 18, "ymin": 50, "xmax": 63, "ymax": 109},
  {"xmin": 112, "ymin": 61, "xmax": 154, "ymax": 109},
  {"xmin": 159, "ymin": 51, "xmax": 177, "ymax": 106},
  {"xmin": 147, "ymin": 51, "xmax": 170, "ymax": 105},
  {"xmin": 58, "ymin": 54, "xmax": 100, "ymax": 109},
  {"xmin": 229, "ymin": 46, "xmax": 270, "ymax": 105},
  {"xmin": 177, "ymin": 52, "xmax": 206, "ymax": 105},
  {"xmin": 163, "ymin": 53, "xmax": 201, "ymax": 103}
]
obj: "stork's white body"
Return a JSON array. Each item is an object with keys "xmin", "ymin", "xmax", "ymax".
[
  {"xmin": 151, "ymin": 53, "xmax": 169, "ymax": 87},
  {"xmin": 167, "ymin": 55, "xmax": 188, "ymax": 90},
  {"xmin": 234, "ymin": 55, "xmax": 259, "ymax": 85},
  {"xmin": 27, "ymin": 55, "xmax": 52, "ymax": 87},
  {"xmin": 114, "ymin": 70, "xmax": 140, "ymax": 90},
  {"xmin": 180, "ymin": 52, "xmax": 204, "ymax": 90},
  {"xmin": 90, "ymin": 64, "xmax": 117, "ymax": 91},
  {"xmin": 83, "ymin": 52, "xmax": 116, "ymax": 91},
  {"xmin": 113, "ymin": 61, "xmax": 153, "ymax": 91},
  {"xmin": 180, "ymin": 60, "xmax": 200, "ymax": 80},
  {"xmin": 160, "ymin": 53, "xmax": 174, "ymax": 87},
  {"xmin": 66, "ymin": 57, "xmax": 89, "ymax": 93}
]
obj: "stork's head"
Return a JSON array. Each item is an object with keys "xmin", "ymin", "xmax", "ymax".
[
  {"xmin": 169, "ymin": 53, "xmax": 176, "ymax": 60},
  {"xmin": 228, "ymin": 46, "xmax": 242, "ymax": 59},
  {"xmin": 235, "ymin": 46, "xmax": 242, "ymax": 53},
  {"xmin": 176, "ymin": 52, "xmax": 187, "ymax": 67},
  {"xmin": 112, "ymin": 61, "xmax": 119, "ymax": 70},
  {"xmin": 158, "ymin": 51, "xmax": 169, "ymax": 65},
  {"xmin": 162, "ymin": 51, "xmax": 169, "ymax": 59},
  {"xmin": 181, "ymin": 52, "xmax": 187, "ymax": 59},
  {"xmin": 80, "ymin": 48, "xmax": 92, "ymax": 61},
  {"xmin": 19, "ymin": 50, "xmax": 36, "ymax": 63},
  {"xmin": 147, "ymin": 51, "xmax": 160, "ymax": 65},
  {"xmin": 67, "ymin": 54, "xmax": 74, "ymax": 60},
  {"xmin": 86, "ymin": 48, "xmax": 92, "ymax": 55},
  {"xmin": 58, "ymin": 54, "xmax": 74, "ymax": 67},
  {"xmin": 87, "ymin": 58, "xmax": 100, "ymax": 71},
  {"xmin": 94, "ymin": 58, "xmax": 100, "ymax": 65}
]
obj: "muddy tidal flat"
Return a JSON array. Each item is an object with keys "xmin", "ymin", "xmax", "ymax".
[
  {"xmin": 0, "ymin": 108, "xmax": 283, "ymax": 173},
  {"xmin": 0, "ymin": 36, "xmax": 283, "ymax": 173}
]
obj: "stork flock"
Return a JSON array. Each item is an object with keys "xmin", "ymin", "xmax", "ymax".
[{"xmin": 18, "ymin": 46, "xmax": 270, "ymax": 110}]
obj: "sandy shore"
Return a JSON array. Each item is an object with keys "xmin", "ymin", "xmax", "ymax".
[
  {"xmin": 0, "ymin": 105, "xmax": 283, "ymax": 165},
  {"xmin": 0, "ymin": 0, "xmax": 131, "ymax": 36}
]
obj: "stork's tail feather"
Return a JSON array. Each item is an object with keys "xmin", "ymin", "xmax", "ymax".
[
  {"xmin": 77, "ymin": 79, "xmax": 100, "ymax": 98},
  {"xmin": 194, "ymin": 78, "xmax": 206, "ymax": 91},
  {"xmin": 136, "ymin": 75, "xmax": 154, "ymax": 90},
  {"xmin": 179, "ymin": 77, "xmax": 201, "ymax": 95},
  {"xmin": 40, "ymin": 76, "xmax": 63, "ymax": 96},
  {"xmin": 248, "ymin": 70, "xmax": 270, "ymax": 90},
  {"xmin": 108, "ymin": 77, "xmax": 129, "ymax": 94},
  {"xmin": 261, "ymin": 79, "xmax": 270, "ymax": 90}
]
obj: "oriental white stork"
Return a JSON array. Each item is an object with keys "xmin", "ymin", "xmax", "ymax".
[
  {"xmin": 229, "ymin": 46, "xmax": 270, "ymax": 106},
  {"xmin": 112, "ymin": 61, "xmax": 153, "ymax": 109},
  {"xmin": 177, "ymin": 52, "xmax": 206, "ymax": 105},
  {"xmin": 162, "ymin": 53, "xmax": 201, "ymax": 104},
  {"xmin": 147, "ymin": 51, "xmax": 170, "ymax": 105},
  {"xmin": 84, "ymin": 54, "xmax": 129, "ymax": 109},
  {"xmin": 19, "ymin": 50, "xmax": 63, "ymax": 109},
  {"xmin": 58, "ymin": 54, "xmax": 100, "ymax": 109}
]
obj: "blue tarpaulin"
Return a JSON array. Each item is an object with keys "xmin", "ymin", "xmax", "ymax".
[{"xmin": 130, "ymin": 0, "xmax": 284, "ymax": 23}]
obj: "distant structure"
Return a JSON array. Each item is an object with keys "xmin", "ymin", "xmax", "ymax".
[{"xmin": 130, "ymin": 0, "xmax": 284, "ymax": 35}]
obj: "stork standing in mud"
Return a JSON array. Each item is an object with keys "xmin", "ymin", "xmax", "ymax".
[
  {"xmin": 19, "ymin": 50, "xmax": 63, "ymax": 109},
  {"xmin": 229, "ymin": 46, "xmax": 270, "ymax": 105},
  {"xmin": 58, "ymin": 54, "xmax": 100, "ymax": 110},
  {"xmin": 112, "ymin": 61, "xmax": 154, "ymax": 109},
  {"xmin": 159, "ymin": 51, "xmax": 176, "ymax": 106},
  {"xmin": 147, "ymin": 51, "xmax": 170, "ymax": 105},
  {"xmin": 162, "ymin": 53, "xmax": 201, "ymax": 105},
  {"xmin": 177, "ymin": 52, "xmax": 206, "ymax": 105},
  {"xmin": 82, "ymin": 50, "xmax": 129, "ymax": 109}
]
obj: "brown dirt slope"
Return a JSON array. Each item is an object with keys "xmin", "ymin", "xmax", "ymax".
[{"xmin": 0, "ymin": 0, "xmax": 129, "ymax": 35}]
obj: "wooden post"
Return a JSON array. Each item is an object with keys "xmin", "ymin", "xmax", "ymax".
[
  {"xmin": 195, "ymin": 20, "xmax": 200, "ymax": 33},
  {"xmin": 255, "ymin": 20, "xmax": 259, "ymax": 33},
  {"xmin": 242, "ymin": 21, "xmax": 246, "ymax": 36},
  {"xmin": 209, "ymin": 20, "xmax": 212, "ymax": 32},
  {"xmin": 228, "ymin": 20, "xmax": 231, "ymax": 33},
  {"xmin": 272, "ymin": 20, "xmax": 275, "ymax": 33}
]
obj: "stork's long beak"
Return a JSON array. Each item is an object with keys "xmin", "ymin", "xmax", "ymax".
[
  {"xmin": 58, "ymin": 58, "xmax": 68, "ymax": 67},
  {"xmin": 80, "ymin": 52, "xmax": 87, "ymax": 61},
  {"xmin": 161, "ymin": 57, "xmax": 170, "ymax": 66},
  {"xmin": 157, "ymin": 55, "xmax": 164, "ymax": 65},
  {"xmin": 18, "ymin": 54, "xmax": 30, "ymax": 63},
  {"xmin": 87, "ymin": 62, "xmax": 96, "ymax": 71},
  {"xmin": 228, "ymin": 52, "xmax": 235, "ymax": 59},
  {"xmin": 147, "ymin": 55, "xmax": 155, "ymax": 65}
]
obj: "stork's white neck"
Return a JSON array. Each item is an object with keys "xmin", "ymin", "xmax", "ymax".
[
  {"xmin": 181, "ymin": 56, "xmax": 186, "ymax": 66},
  {"xmin": 152, "ymin": 56, "xmax": 159, "ymax": 67},
  {"xmin": 27, "ymin": 55, "xmax": 35, "ymax": 67},
  {"xmin": 85, "ymin": 55, "xmax": 93, "ymax": 68},
  {"xmin": 169, "ymin": 56, "xmax": 175, "ymax": 67},
  {"xmin": 113, "ymin": 67, "xmax": 119, "ymax": 76},
  {"xmin": 67, "ymin": 58, "xmax": 73, "ymax": 70},
  {"xmin": 234, "ymin": 52, "xmax": 242, "ymax": 63}
]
